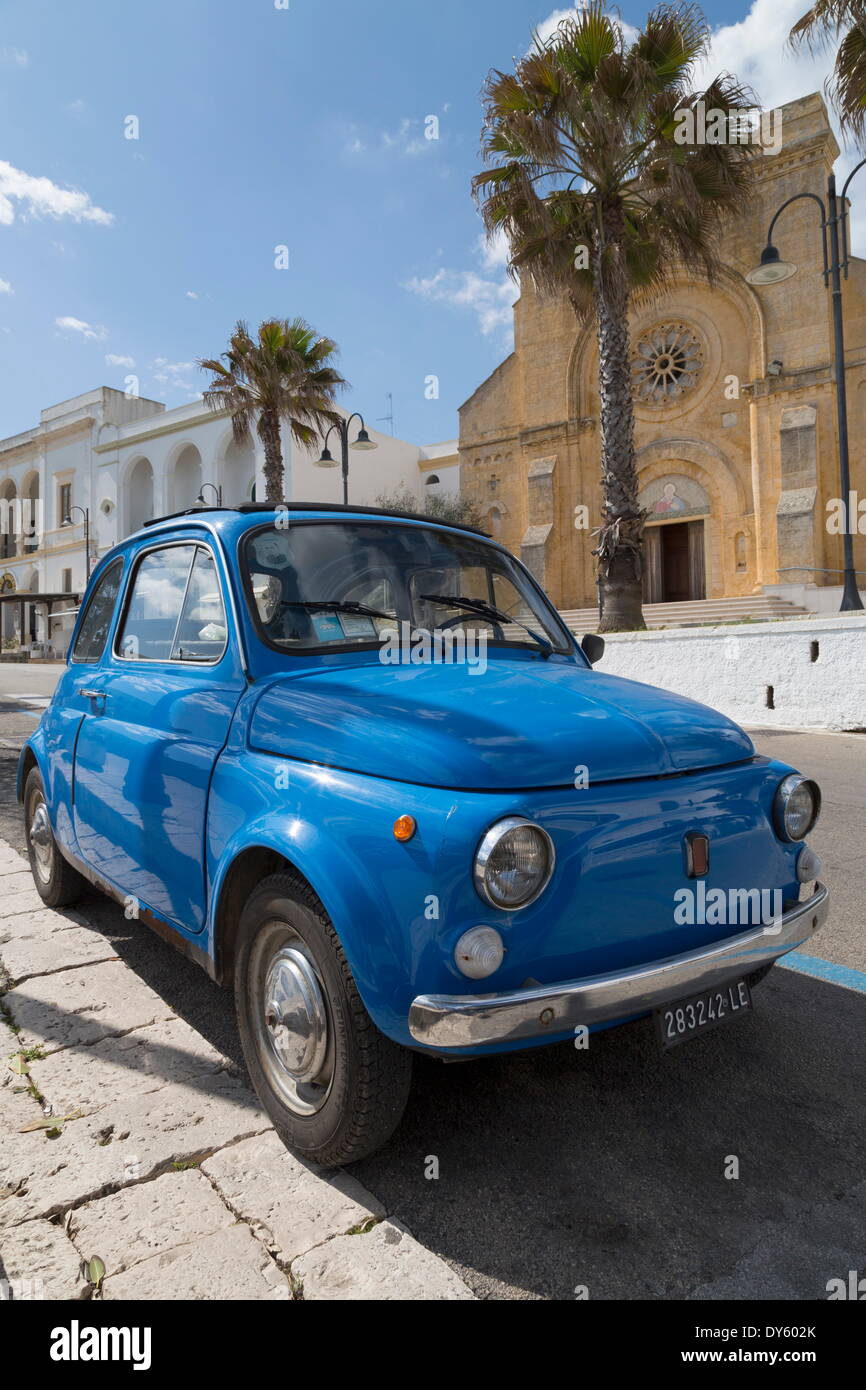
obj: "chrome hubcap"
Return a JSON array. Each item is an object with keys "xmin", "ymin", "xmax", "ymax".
[
  {"xmin": 257, "ymin": 938, "xmax": 332, "ymax": 1116},
  {"xmin": 29, "ymin": 801, "xmax": 53, "ymax": 883}
]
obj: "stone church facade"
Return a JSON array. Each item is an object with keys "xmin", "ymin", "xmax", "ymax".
[{"xmin": 458, "ymin": 94, "xmax": 866, "ymax": 611}]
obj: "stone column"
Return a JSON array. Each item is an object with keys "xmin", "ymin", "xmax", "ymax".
[
  {"xmin": 520, "ymin": 455, "xmax": 556, "ymax": 590},
  {"xmin": 776, "ymin": 405, "xmax": 819, "ymax": 584}
]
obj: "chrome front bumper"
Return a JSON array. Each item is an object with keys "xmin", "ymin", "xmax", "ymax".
[{"xmin": 408, "ymin": 883, "xmax": 829, "ymax": 1048}]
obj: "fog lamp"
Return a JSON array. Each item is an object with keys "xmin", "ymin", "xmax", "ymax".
[
  {"xmin": 454, "ymin": 926, "xmax": 505, "ymax": 980},
  {"xmin": 796, "ymin": 845, "xmax": 823, "ymax": 884}
]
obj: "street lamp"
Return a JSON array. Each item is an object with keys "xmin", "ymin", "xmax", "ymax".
[
  {"xmin": 314, "ymin": 413, "xmax": 378, "ymax": 505},
  {"xmin": 747, "ymin": 165, "xmax": 865, "ymax": 611},
  {"xmin": 62, "ymin": 505, "xmax": 91, "ymax": 582},
  {"xmin": 196, "ymin": 482, "xmax": 222, "ymax": 506}
]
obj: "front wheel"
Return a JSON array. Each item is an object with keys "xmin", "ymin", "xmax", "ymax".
[{"xmin": 234, "ymin": 872, "xmax": 413, "ymax": 1167}]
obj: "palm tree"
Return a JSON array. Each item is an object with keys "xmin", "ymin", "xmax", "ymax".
[
  {"xmin": 473, "ymin": 2, "xmax": 758, "ymax": 631},
  {"xmin": 199, "ymin": 318, "xmax": 346, "ymax": 504},
  {"xmin": 791, "ymin": 1, "xmax": 866, "ymax": 143}
]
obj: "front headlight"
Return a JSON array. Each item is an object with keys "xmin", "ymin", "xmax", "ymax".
[
  {"xmin": 473, "ymin": 816, "xmax": 555, "ymax": 910},
  {"xmin": 774, "ymin": 774, "xmax": 821, "ymax": 842}
]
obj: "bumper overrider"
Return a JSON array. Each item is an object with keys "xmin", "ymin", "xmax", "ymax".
[{"xmin": 408, "ymin": 882, "xmax": 830, "ymax": 1048}]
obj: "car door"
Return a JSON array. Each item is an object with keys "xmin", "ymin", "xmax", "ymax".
[
  {"xmin": 72, "ymin": 537, "xmax": 245, "ymax": 933},
  {"xmin": 40, "ymin": 555, "xmax": 127, "ymax": 855}
]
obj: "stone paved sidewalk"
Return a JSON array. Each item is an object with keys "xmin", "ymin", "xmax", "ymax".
[{"xmin": 0, "ymin": 836, "xmax": 473, "ymax": 1301}]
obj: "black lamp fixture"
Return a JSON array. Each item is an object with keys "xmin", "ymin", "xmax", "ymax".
[
  {"xmin": 746, "ymin": 243, "xmax": 797, "ymax": 286},
  {"xmin": 746, "ymin": 165, "xmax": 865, "ymax": 611},
  {"xmin": 62, "ymin": 504, "xmax": 91, "ymax": 582},
  {"xmin": 196, "ymin": 482, "xmax": 222, "ymax": 506},
  {"xmin": 315, "ymin": 413, "xmax": 379, "ymax": 504}
]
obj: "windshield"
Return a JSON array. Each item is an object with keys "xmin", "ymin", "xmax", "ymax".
[{"xmin": 241, "ymin": 521, "xmax": 574, "ymax": 656}]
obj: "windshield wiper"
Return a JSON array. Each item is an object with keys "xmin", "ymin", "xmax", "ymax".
[
  {"xmin": 278, "ymin": 599, "xmax": 392, "ymax": 621},
  {"xmin": 418, "ymin": 593, "xmax": 553, "ymax": 658}
]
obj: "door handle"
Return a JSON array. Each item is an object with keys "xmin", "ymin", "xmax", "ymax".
[{"xmin": 80, "ymin": 688, "xmax": 106, "ymax": 701}]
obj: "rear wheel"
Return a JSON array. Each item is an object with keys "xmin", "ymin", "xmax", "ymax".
[
  {"xmin": 234, "ymin": 872, "xmax": 412, "ymax": 1167},
  {"xmin": 24, "ymin": 768, "xmax": 86, "ymax": 908}
]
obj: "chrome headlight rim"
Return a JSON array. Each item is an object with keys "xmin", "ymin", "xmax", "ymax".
[
  {"xmin": 774, "ymin": 773, "xmax": 821, "ymax": 842},
  {"xmin": 473, "ymin": 815, "xmax": 555, "ymax": 912}
]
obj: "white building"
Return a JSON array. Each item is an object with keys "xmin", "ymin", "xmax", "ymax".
[{"xmin": 0, "ymin": 386, "xmax": 458, "ymax": 657}]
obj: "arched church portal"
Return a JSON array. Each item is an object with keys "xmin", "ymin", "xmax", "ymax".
[{"xmin": 639, "ymin": 473, "xmax": 710, "ymax": 604}]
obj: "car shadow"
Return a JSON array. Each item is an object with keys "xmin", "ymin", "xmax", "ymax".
[
  {"xmin": 348, "ymin": 968, "xmax": 866, "ymax": 1300},
  {"xmin": 6, "ymin": 886, "xmax": 864, "ymax": 1301}
]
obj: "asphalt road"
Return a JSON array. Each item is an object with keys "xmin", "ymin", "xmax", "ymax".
[{"xmin": 1, "ymin": 666, "xmax": 863, "ymax": 1300}]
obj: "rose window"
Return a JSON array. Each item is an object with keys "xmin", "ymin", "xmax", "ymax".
[{"xmin": 632, "ymin": 323, "xmax": 703, "ymax": 404}]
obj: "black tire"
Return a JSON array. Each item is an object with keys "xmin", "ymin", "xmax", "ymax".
[
  {"xmin": 234, "ymin": 871, "xmax": 413, "ymax": 1167},
  {"xmin": 23, "ymin": 767, "xmax": 87, "ymax": 909}
]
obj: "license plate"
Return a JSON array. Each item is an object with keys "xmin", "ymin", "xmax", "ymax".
[{"xmin": 656, "ymin": 977, "xmax": 752, "ymax": 1050}]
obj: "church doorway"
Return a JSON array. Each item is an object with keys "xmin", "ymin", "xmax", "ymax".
[{"xmin": 643, "ymin": 520, "xmax": 706, "ymax": 603}]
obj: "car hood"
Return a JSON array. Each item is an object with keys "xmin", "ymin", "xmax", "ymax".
[{"xmin": 248, "ymin": 658, "xmax": 754, "ymax": 790}]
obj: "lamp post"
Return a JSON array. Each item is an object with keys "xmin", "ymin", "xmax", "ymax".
[
  {"xmin": 314, "ymin": 413, "xmax": 378, "ymax": 505},
  {"xmin": 63, "ymin": 505, "xmax": 91, "ymax": 582},
  {"xmin": 746, "ymin": 162, "xmax": 866, "ymax": 611},
  {"xmin": 196, "ymin": 482, "xmax": 222, "ymax": 506}
]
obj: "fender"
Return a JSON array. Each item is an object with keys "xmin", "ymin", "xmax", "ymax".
[
  {"xmin": 205, "ymin": 748, "xmax": 469, "ymax": 1045},
  {"xmin": 18, "ymin": 707, "xmax": 84, "ymax": 860}
]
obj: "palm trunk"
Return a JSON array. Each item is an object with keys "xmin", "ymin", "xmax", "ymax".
[
  {"xmin": 260, "ymin": 409, "xmax": 285, "ymax": 504},
  {"xmin": 592, "ymin": 207, "xmax": 646, "ymax": 633}
]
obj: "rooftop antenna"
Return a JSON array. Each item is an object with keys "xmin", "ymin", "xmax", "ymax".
[{"xmin": 377, "ymin": 392, "xmax": 395, "ymax": 437}]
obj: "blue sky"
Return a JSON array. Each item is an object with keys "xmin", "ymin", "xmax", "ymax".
[{"xmin": 0, "ymin": 0, "xmax": 847, "ymax": 445}]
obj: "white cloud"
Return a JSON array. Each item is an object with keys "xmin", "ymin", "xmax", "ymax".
[
  {"xmin": 0, "ymin": 278, "xmax": 12, "ymax": 294},
  {"xmin": 151, "ymin": 357, "xmax": 197, "ymax": 392},
  {"xmin": 55, "ymin": 315, "xmax": 107, "ymax": 341},
  {"xmin": 534, "ymin": 5, "xmax": 638, "ymax": 51},
  {"xmin": 344, "ymin": 126, "xmax": 365, "ymax": 155},
  {"xmin": 404, "ymin": 235, "xmax": 518, "ymax": 340},
  {"xmin": 67, "ymin": 99, "xmax": 86, "ymax": 114},
  {"xmin": 696, "ymin": 0, "xmax": 833, "ymax": 113},
  {"xmin": 695, "ymin": 0, "xmax": 866, "ymax": 251},
  {"xmin": 185, "ymin": 290, "xmax": 198, "ymax": 299},
  {"xmin": 477, "ymin": 229, "xmax": 511, "ymax": 273},
  {"xmin": 0, "ymin": 160, "xmax": 113, "ymax": 227},
  {"xmin": 382, "ymin": 118, "xmax": 437, "ymax": 157},
  {"xmin": 105, "ymin": 353, "xmax": 135, "ymax": 368},
  {"xmin": 533, "ymin": 0, "xmax": 828, "ymax": 111},
  {"xmin": 0, "ymin": 47, "xmax": 28, "ymax": 67},
  {"xmin": 537, "ymin": 2, "xmax": 863, "ymax": 252},
  {"xmin": 345, "ymin": 117, "xmax": 439, "ymax": 159}
]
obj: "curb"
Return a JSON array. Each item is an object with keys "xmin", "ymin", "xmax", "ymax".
[{"xmin": 0, "ymin": 836, "xmax": 474, "ymax": 1301}]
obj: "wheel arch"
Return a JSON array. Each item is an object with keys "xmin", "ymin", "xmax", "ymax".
[
  {"xmin": 211, "ymin": 844, "xmax": 299, "ymax": 986},
  {"xmin": 17, "ymin": 743, "xmax": 39, "ymax": 803},
  {"xmin": 206, "ymin": 829, "xmax": 412, "ymax": 1044}
]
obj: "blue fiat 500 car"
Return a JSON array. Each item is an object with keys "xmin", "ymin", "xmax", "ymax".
[{"xmin": 19, "ymin": 503, "xmax": 829, "ymax": 1165}]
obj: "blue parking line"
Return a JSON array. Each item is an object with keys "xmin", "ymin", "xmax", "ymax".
[{"xmin": 779, "ymin": 952, "xmax": 866, "ymax": 993}]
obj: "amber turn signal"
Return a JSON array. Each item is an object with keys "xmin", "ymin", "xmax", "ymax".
[{"xmin": 393, "ymin": 815, "xmax": 416, "ymax": 842}]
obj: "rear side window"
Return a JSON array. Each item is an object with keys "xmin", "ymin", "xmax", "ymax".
[
  {"xmin": 171, "ymin": 548, "xmax": 228, "ymax": 661},
  {"xmin": 117, "ymin": 543, "xmax": 227, "ymax": 663},
  {"xmin": 71, "ymin": 559, "xmax": 124, "ymax": 664}
]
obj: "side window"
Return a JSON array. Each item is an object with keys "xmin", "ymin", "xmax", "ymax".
[
  {"xmin": 171, "ymin": 548, "xmax": 227, "ymax": 661},
  {"xmin": 117, "ymin": 545, "xmax": 196, "ymax": 661},
  {"xmin": 71, "ymin": 558, "xmax": 124, "ymax": 664}
]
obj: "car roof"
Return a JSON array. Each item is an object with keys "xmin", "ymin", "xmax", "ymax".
[{"xmin": 139, "ymin": 501, "xmax": 490, "ymax": 539}]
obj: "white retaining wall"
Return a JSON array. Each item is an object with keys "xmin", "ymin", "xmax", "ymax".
[{"xmin": 598, "ymin": 616, "xmax": 866, "ymax": 731}]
